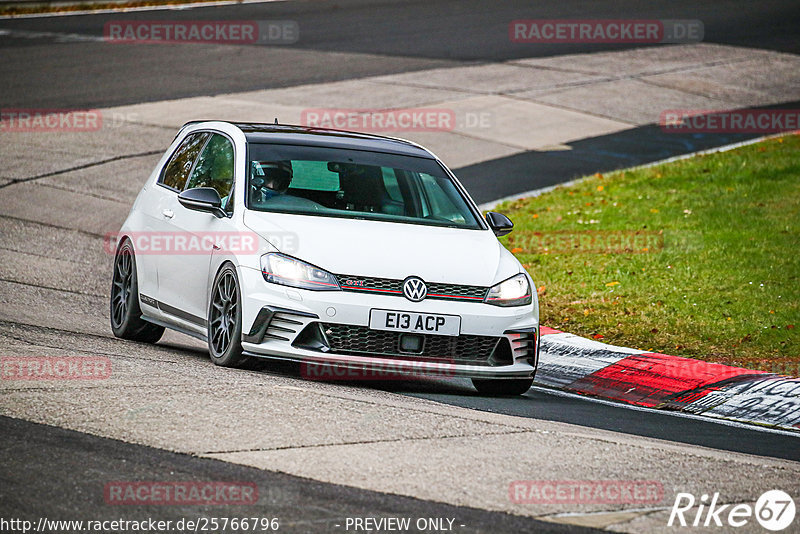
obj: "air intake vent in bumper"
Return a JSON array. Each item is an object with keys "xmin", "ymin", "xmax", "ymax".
[
  {"xmin": 243, "ymin": 306, "xmax": 318, "ymax": 344},
  {"xmin": 505, "ymin": 328, "xmax": 538, "ymax": 366}
]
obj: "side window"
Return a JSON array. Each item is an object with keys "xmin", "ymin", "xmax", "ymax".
[
  {"xmin": 185, "ymin": 134, "xmax": 235, "ymax": 209},
  {"xmin": 419, "ymin": 173, "xmax": 467, "ymax": 224},
  {"xmin": 159, "ymin": 132, "xmax": 210, "ymax": 190}
]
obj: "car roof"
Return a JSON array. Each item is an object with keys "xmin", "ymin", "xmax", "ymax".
[{"xmin": 184, "ymin": 121, "xmax": 436, "ymax": 159}]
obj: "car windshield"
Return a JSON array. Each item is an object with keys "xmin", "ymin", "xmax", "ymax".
[{"xmin": 246, "ymin": 143, "xmax": 483, "ymax": 229}]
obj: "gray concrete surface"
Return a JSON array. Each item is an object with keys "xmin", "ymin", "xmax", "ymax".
[
  {"xmin": 2, "ymin": 416, "xmax": 595, "ymax": 534},
  {"xmin": 3, "ymin": 43, "xmax": 798, "ymax": 186}
]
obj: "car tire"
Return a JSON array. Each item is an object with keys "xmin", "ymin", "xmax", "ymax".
[
  {"xmin": 471, "ymin": 378, "xmax": 533, "ymax": 396},
  {"xmin": 110, "ymin": 239, "xmax": 165, "ymax": 343},
  {"xmin": 207, "ymin": 264, "xmax": 249, "ymax": 368}
]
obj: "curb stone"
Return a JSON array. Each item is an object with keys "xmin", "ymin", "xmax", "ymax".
[{"xmin": 536, "ymin": 327, "xmax": 800, "ymax": 432}]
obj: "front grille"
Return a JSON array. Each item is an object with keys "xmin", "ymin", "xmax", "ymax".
[
  {"xmin": 428, "ymin": 282, "xmax": 487, "ymax": 300},
  {"xmin": 337, "ymin": 275, "xmax": 402, "ymax": 294},
  {"xmin": 317, "ymin": 323, "xmax": 506, "ymax": 365},
  {"xmin": 335, "ymin": 274, "xmax": 488, "ymax": 302}
]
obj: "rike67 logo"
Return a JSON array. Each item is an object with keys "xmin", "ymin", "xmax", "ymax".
[{"xmin": 669, "ymin": 490, "xmax": 795, "ymax": 531}]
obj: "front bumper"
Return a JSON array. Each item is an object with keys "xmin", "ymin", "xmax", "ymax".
[{"xmin": 239, "ymin": 266, "xmax": 539, "ymax": 379}]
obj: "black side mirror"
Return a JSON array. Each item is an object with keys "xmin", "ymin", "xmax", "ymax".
[
  {"xmin": 178, "ymin": 187, "xmax": 225, "ymax": 218},
  {"xmin": 486, "ymin": 211, "xmax": 514, "ymax": 237}
]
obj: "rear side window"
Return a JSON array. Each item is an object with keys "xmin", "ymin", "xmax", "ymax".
[{"xmin": 159, "ymin": 132, "xmax": 210, "ymax": 190}]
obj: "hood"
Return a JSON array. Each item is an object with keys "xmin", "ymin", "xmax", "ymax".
[{"xmin": 243, "ymin": 211, "xmax": 518, "ymax": 286}]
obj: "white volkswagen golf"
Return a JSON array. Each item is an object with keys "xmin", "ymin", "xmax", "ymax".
[{"xmin": 110, "ymin": 121, "xmax": 539, "ymax": 395}]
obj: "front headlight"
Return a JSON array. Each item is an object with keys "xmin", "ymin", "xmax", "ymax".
[
  {"xmin": 485, "ymin": 273, "xmax": 532, "ymax": 307},
  {"xmin": 260, "ymin": 253, "xmax": 340, "ymax": 291}
]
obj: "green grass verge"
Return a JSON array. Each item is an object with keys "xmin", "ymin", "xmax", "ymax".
[{"xmin": 497, "ymin": 134, "xmax": 800, "ymax": 375}]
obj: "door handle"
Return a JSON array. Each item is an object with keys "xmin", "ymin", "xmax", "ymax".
[{"xmin": 162, "ymin": 209, "xmax": 174, "ymax": 219}]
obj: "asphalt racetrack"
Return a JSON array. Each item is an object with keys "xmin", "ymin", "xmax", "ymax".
[{"xmin": 1, "ymin": 1, "xmax": 800, "ymax": 532}]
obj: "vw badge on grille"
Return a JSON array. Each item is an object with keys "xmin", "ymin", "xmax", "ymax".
[{"xmin": 402, "ymin": 277, "xmax": 427, "ymax": 302}]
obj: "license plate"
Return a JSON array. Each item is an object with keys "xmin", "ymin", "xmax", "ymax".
[{"xmin": 369, "ymin": 309, "xmax": 461, "ymax": 337}]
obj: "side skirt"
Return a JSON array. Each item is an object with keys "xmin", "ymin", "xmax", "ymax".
[{"xmin": 141, "ymin": 314, "xmax": 208, "ymax": 342}]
